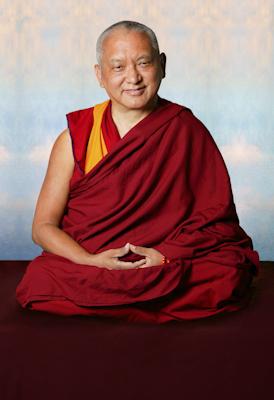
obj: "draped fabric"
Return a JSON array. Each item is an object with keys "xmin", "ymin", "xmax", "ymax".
[
  {"xmin": 15, "ymin": 96, "xmax": 260, "ymax": 323},
  {"xmin": 84, "ymin": 99, "xmax": 121, "ymax": 174},
  {"xmin": 64, "ymin": 99, "xmax": 121, "ymax": 188},
  {"xmin": 84, "ymin": 100, "xmax": 109, "ymax": 174}
]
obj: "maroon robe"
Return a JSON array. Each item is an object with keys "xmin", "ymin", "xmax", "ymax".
[{"xmin": 15, "ymin": 97, "xmax": 260, "ymax": 323}]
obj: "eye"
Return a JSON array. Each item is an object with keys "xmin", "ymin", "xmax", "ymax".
[
  {"xmin": 113, "ymin": 65, "xmax": 122, "ymax": 71},
  {"xmin": 139, "ymin": 61, "xmax": 150, "ymax": 67}
]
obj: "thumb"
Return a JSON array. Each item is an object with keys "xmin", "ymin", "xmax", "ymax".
[
  {"xmin": 129, "ymin": 243, "xmax": 147, "ymax": 256},
  {"xmin": 118, "ymin": 242, "xmax": 130, "ymax": 256}
]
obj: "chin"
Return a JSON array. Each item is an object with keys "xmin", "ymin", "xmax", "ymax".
[{"xmin": 121, "ymin": 95, "xmax": 154, "ymax": 110}]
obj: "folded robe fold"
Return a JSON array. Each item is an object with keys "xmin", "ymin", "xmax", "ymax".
[{"xmin": 15, "ymin": 97, "xmax": 260, "ymax": 322}]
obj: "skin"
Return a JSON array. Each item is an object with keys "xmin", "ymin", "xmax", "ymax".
[
  {"xmin": 94, "ymin": 28, "xmax": 166, "ymax": 137},
  {"xmin": 32, "ymin": 27, "xmax": 167, "ymax": 269}
]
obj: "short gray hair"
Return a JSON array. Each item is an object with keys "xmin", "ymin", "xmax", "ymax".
[{"xmin": 96, "ymin": 20, "xmax": 160, "ymax": 65}]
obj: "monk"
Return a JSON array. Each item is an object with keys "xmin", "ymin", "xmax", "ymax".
[{"xmin": 16, "ymin": 20, "xmax": 260, "ymax": 323}]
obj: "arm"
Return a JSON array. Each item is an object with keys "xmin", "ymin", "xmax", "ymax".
[{"xmin": 32, "ymin": 128, "xmax": 94, "ymax": 265}]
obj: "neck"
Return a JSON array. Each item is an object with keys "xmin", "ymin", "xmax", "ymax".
[{"xmin": 110, "ymin": 96, "xmax": 160, "ymax": 135}]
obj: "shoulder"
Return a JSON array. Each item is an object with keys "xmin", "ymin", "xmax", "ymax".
[
  {"xmin": 65, "ymin": 99, "xmax": 109, "ymax": 126},
  {"xmin": 66, "ymin": 105, "xmax": 94, "ymax": 127},
  {"xmin": 165, "ymin": 99, "xmax": 221, "ymax": 152},
  {"xmin": 173, "ymin": 102, "xmax": 216, "ymax": 142},
  {"xmin": 163, "ymin": 97, "xmax": 209, "ymax": 134},
  {"xmin": 50, "ymin": 128, "xmax": 73, "ymax": 160},
  {"xmin": 55, "ymin": 128, "xmax": 71, "ymax": 145},
  {"xmin": 174, "ymin": 101, "xmax": 207, "ymax": 132}
]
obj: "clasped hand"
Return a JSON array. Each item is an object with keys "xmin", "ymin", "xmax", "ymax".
[{"xmin": 90, "ymin": 242, "xmax": 164, "ymax": 270}]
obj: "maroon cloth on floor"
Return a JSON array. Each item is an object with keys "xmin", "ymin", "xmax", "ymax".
[
  {"xmin": 15, "ymin": 97, "xmax": 260, "ymax": 322},
  {"xmin": 1, "ymin": 261, "xmax": 274, "ymax": 400}
]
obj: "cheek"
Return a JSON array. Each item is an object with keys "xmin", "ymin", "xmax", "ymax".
[
  {"xmin": 102, "ymin": 72, "xmax": 123, "ymax": 86},
  {"xmin": 145, "ymin": 67, "xmax": 162, "ymax": 81},
  {"xmin": 146, "ymin": 72, "xmax": 161, "ymax": 86},
  {"xmin": 108, "ymin": 76, "xmax": 124, "ymax": 87}
]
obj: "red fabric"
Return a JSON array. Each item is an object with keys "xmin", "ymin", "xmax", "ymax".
[
  {"xmin": 101, "ymin": 100, "xmax": 122, "ymax": 150},
  {"xmin": 65, "ymin": 100, "xmax": 120, "ymax": 186},
  {"xmin": 15, "ymin": 97, "xmax": 260, "ymax": 323}
]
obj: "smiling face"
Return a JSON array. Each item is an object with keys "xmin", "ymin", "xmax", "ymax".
[{"xmin": 94, "ymin": 28, "xmax": 166, "ymax": 112}]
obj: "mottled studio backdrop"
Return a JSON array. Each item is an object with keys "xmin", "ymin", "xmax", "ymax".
[{"xmin": 0, "ymin": 0, "xmax": 273, "ymax": 260}]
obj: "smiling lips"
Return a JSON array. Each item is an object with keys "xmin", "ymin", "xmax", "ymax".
[{"xmin": 124, "ymin": 87, "xmax": 146, "ymax": 96}]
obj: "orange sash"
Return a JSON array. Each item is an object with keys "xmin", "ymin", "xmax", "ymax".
[{"xmin": 84, "ymin": 100, "xmax": 110, "ymax": 174}]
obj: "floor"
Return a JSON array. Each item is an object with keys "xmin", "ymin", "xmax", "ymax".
[{"xmin": 0, "ymin": 260, "xmax": 273, "ymax": 400}]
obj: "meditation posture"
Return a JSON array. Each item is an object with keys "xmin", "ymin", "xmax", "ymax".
[{"xmin": 16, "ymin": 21, "xmax": 260, "ymax": 323}]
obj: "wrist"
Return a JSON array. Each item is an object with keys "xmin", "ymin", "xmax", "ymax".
[
  {"xmin": 161, "ymin": 255, "xmax": 170, "ymax": 264},
  {"xmin": 77, "ymin": 252, "xmax": 96, "ymax": 266}
]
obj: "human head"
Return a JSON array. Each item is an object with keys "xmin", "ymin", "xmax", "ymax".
[
  {"xmin": 96, "ymin": 20, "xmax": 160, "ymax": 65},
  {"xmin": 94, "ymin": 20, "xmax": 166, "ymax": 112}
]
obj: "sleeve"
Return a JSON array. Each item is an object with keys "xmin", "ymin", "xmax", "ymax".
[{"xmin": 153, "ymin": 115, "xmax": 260, "ymax": 276}]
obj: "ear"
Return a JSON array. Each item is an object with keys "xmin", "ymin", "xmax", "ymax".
[
  {"xmin": 94, "ymin": 64, "xmax": 105, "ymax": 88},
  {"xmin": 159, "ymin": 53, "xmax": 166, "ymax": 79}
]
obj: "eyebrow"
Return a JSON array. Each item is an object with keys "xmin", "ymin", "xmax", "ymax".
[{"xmin": 109, "ymin": 55, "xmax": 152, "ymax": 63}]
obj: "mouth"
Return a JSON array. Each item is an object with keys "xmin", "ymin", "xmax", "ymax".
[{"xmin": 124, "ymin": 87, "xmax": 146, "ymax": 96}]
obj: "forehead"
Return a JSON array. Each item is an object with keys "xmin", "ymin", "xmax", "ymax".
[{"xmin": 101, "ymin": 28, "xmax": 155, "ymax": 59}]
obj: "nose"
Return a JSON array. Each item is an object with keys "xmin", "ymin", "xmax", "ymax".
[{"xmin": 126, "ymin": 65, "xmax": 142, "ymax": 84}]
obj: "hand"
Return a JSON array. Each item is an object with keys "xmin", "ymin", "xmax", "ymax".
[
  {"xmin": 89, "ymin": 243, "xmax": 147, "ymax": 270},
  {"xmin": 128, "ymin": 243, "xmax": 164, "ymax": 268}
]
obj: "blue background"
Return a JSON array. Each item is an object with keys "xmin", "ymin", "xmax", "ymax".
[{"xmin": 0, "ymin": 0, "xmax": 273, "ymax": 260}]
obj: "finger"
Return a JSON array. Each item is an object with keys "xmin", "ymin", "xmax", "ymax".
[
  {"xmin": 114, "ymin": 259, "xmax": 138, "ymax": 268},
  {"xmin": 114, "ymin": 243, "xmax": 130, "ymax": 257},
  {"xmin": 139, "ymin": 263, "xmax": 150, "ymax": 268},
  {"xmin": 129, "ymin": 243, "xmax": 147, "ymax": 256},
  {"xmin": 131, "ymin": 258, "xmax": 146, "ymax": 267}
]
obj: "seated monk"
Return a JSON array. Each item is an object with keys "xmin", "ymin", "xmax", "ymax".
[{"xmin": 16, "ymin": 20, "xmax": 260, "ymax": 323}]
